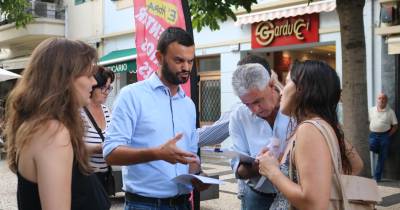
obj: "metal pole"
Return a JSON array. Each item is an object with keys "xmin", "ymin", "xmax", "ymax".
[{"xmin": 181, "ymin": 1, "xmax": 200, "ymax": 210}]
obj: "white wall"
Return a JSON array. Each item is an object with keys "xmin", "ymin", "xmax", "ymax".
[
  {"xmin": 103, "ymin": 34, "xmax": 136, "ymax": 54},
  {"xmin": 103, "ymin": 0, "xmax": 135, "ymax": 35},
  {"xmin": 364, "ymin": 0, "xmax": 384, "ymax": 108},
  {"xmin": 65, "ymin": 0, "xmax": 103, "ymax": 40},
  {"xmin": 194, "ymin": 19, "xmax": 251, "ymax": 48},
  {"xmin": 320, "ymin": 9, "xmax": 339, "ymax": 28}
]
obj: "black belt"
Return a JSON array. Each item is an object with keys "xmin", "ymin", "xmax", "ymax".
[
  {"xmin": 371, "ymin": 130, "xmax": 390, "ymax": 135},
  {"xmin": 125, "ymin": 192, "xmax": 190, "ymax": 206},
  {"xmin": 248, "ymin": 185, "xmax": 276, "ymax": 198}
]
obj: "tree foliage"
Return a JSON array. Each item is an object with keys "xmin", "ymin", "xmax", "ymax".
[
  {"xmin": 0, "ymin": 0, "xmax": 33, "ymax": 28},
  {"xmin": 189, "ymin": 0, "xmax": 256, "ymax": 32}
]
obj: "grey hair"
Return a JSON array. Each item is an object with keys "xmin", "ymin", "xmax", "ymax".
[{"xmin": 232, "ymin": 63, "xmax": 270, "ymax": 96}]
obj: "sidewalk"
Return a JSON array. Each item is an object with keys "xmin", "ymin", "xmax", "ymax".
[
  {"xmin": 200, "ymin": 150, "xmax": 400, "ymax": 210},
  {"xmin": 0, "ymin": 152, "xmax": 399, "ymax": 210}
]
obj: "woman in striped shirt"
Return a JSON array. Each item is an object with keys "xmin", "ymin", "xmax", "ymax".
[{"xmin": 81, "ymin": 66, "xmax": 115, "ymax": 191}]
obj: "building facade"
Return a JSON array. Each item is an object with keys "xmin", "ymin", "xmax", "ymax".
[
  {"xmin": 71, "ymin": 0, "xmax": 400, "ymax": 178},
  {"xmin": 375, "ymin": 0, "xmax": 400, "ymax": 179},
  {"xmin": 0, "ymin": 0, "xmax": 66, "ymax": 104}
]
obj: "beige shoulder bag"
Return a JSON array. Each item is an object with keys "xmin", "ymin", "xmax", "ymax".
[{"xmin": 303, "ymin": 120, "xmax": 381, "ymax": 210}]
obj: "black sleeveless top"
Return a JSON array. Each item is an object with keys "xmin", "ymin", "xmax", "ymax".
[{"xmin": 17, "ymin": 160, "xmax": 110, "ymax": 210}]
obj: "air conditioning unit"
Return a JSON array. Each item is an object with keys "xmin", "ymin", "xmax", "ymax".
[
  {"xmin": 381, "ymin": 6, "xmax": 394, "ymax": 23},
  {"xmin": 380, "ymin": 1, "xmax": 400, "ymax": 26},
  {"xmin": 34, "ymin": 2, "xmax": 56, "ymax": 19}
]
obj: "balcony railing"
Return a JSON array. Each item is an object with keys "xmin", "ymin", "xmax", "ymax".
[{"xmin": 0, "ymin": 1, "xmax": 65, "ymax": 26}]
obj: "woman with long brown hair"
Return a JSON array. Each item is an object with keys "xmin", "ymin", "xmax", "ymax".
[{"xmin": 5, "ymin": 38, "xmax": 110, "ymax": 210}]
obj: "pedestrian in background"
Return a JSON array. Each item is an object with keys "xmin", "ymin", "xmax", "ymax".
[
  {"xmin": 81, "ymin": 66, "xmax": 115, "ymax": 194},
  {"xmin": 369, "ymin": 92, "xmax": 398, "ymax": 181},
  {"xmin": 5, "ymin": 38, "xmax": 110, "ymax": 210}
]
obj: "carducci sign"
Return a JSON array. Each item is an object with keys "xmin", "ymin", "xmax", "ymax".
[{"xmin": 251, "ymin": 13, "xmax": 319, "ymax": 49}]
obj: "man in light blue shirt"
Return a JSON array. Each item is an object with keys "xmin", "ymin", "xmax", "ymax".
[
  {"xmin": 103, "ymin": 27, "xmax": 202, "ymax": 210},
  {"xmin": 230, "ymin": 63, "xmax": 291, "ymax": 210}
]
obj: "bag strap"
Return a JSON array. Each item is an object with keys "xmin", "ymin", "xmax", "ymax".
[
  {"xmin": 288, "ymin": 140, "xmax": 295, "ymax": 181},
  {"xmin": 288, "ymin": 140, "xmax": 296, "ymax": 210},
  {"xmin": 83, "ymin": 107, "xmax": 112, "ymax": 173},
  {"xmin": 83, "ymin": 106, "xmax": 105, "ymax": 142},
  {"xmin": 303, "ymin": 120, "xmax": 351, "ymax": 210}
]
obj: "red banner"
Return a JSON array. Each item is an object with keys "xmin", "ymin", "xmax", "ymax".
[
  {"xmin": 134, "ymin": 0, "xmax": 191, "ymax": 95},
  {"xmin": 252, "ymin": 13, "xmax": 319, "ymax": 49}
]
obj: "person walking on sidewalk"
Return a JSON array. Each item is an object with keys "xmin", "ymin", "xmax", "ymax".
[
  {"xmin": 103, "ymin": 27, "xmax": 206, "ymax": 210},
  {"xmin": 369, "ymin": 92, "xmax": 398, "ymax": 181}
]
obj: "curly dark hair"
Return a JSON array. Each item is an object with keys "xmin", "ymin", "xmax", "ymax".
[
  {"xmin": 93, "ymin": 66, "xmax": 115, "ymax": 89},
  {"xmin": 290, "ymin": 60, "xmax": 352, "ymax": 174}
]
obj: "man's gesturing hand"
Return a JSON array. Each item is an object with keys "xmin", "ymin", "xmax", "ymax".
[{"xmin": 157, "ymin": 133, "xmax": 197, "ymax": 164}]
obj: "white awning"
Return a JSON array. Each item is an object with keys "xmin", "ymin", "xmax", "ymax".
[
  {"xmin": 235, "ymin": 0, "xmax": 336, "ymax": 26},
  {"xmin": 0, "ymin": 67, "xmax": 21, "ymax": 82}
]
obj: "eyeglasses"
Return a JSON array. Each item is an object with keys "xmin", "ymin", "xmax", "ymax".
[{"xmin": 100, "ymin": 86, "xmax": 113, "ymax": 93}]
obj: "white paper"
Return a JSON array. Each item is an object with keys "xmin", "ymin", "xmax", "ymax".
[
  {"xmin": 171, "ymin": 174, "xmax": 224, "ymax": 185},
  {"xmin": 219, "ymin": 150, "xmax": 255, "ymax": 164}
]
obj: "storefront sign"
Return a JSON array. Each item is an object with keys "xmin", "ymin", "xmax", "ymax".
[
  {"xmin": 134, "ymin": 0, "xmax": 191, "ymax": 95},
  {"xmin": 252, "ymin": 13, "xmax": 319, "ymax": 48},
  {"xmin": 105, "ymin": 60, "xmax": 136, "ymax": 73}
]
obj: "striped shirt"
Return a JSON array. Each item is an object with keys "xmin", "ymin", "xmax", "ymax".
[
  {"xmin": 197, "ymin": 103, "xmax": 241, "ymax": 147},
  {"xmin": 197, "ymin": 112, "xmax": 230, "ymax": 147},
  {"xmin": 81, "ymin": 105, "xmax": 111, "ymax": 173}
]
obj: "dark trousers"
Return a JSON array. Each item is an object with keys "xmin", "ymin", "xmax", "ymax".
[
  {"xmin": 125, "ymin": 193, "xmax": 191, "ymax": 210},
  {"xmin": 240, "ymin": 184, "xmax": 275, "ymax": 210},
  {"xmin": 95, "ymin": 172, "xmax": 108, "ymax": 191},
  {"xmin": 369, "ymin": 131, "xmax": 390, "ymax": 181}
]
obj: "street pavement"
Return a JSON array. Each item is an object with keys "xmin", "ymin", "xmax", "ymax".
[{"xmin": 1, "ymin": 151, "xmax": 400, "ymax": 210}]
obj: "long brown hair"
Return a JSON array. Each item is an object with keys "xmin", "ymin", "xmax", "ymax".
[
  {"xmin": 289, "ymin": 60, "xmax": 352, "ymax": 174},
  {"xmin": 5, "ymin": 38, "xmax": 97, "ymax": 174}
]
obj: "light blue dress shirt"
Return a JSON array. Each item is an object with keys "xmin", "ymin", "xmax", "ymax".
[
  {"xmin": 229, "ymin": 104, "xmax": 291, "ymax": 193},
  {"xmin": 103, "ymin": 73, "xmax": 198, "ymax": 198}
]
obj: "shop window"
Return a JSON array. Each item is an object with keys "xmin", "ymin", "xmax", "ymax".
[
  {"xmin": 197, "ymin": 56, "xmax": 221, "ymax": 126},
  {"xmin": 75, "ymin": 0, "xmax": 85, "ymax": 5},
  {"xmin": 198, "ymin": 57, "xmax": 220, "ymax": 72}
]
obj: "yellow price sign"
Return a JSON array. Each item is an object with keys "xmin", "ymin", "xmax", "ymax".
[{"xmin": 146, "ymin": 0, "xmax": 178, "ymax": 25}]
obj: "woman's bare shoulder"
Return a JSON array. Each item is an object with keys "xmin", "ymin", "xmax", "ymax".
[
  {"xmin": 31, "ymin": 120, "xmax": 71, "ymax": 150},
  {"xmin": 296, "ymin": 122, "xmax": 324, "ymax": 139},
  {"xmin": 295, "ymin": 120, "xmax": 332, "ymax": 151}
]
